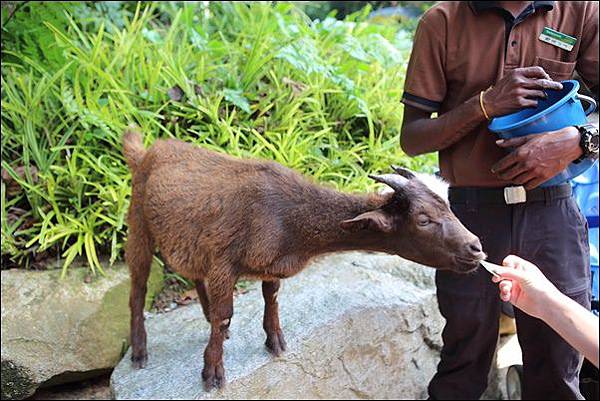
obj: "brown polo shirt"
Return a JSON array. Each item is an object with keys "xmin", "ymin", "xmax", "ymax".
[{"xmin": 401, "ymin": 1, "xmax": 599, "ymax": 187}]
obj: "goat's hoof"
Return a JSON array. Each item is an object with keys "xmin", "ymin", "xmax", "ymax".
[
  {"xmin": 265, "ymin": 329, "xmax": 287, "ymax": 357},
  {"xmin": 202, "ymin": 362, "xmax": 225, "ymax": 391},
  {"xmin": 131, "ymin": 353, "xmax": 148, "ymax": 369},
  {"xmin": 224, "ymin": 328, "xmax": 230, "ymax": 340}
]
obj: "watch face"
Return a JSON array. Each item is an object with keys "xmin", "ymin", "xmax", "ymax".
[
  {"xmin": 591, "ymin": 134, "xmax": 599, "ymax": 151},
  {"xmin": 581, "ymin": 124, "xmax": 600, "ymax": 155}
]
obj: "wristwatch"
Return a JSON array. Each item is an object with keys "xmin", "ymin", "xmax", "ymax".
[{"xmin": 574, "ymin": 123, "xmax": 599, "ymax": 163}]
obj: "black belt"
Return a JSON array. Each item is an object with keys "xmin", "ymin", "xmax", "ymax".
[{"xmin": 448, "ymin": 183, "xmax": 572, "ymax": 205}]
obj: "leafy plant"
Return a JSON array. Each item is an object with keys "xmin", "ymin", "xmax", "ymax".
[{"xmin": 1, "ymin": 2, "xmax": 436, "ymax": 275}]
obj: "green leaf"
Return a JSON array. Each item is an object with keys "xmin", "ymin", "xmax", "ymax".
[{"xmin": 223, "ymin": 88, "xmax": 251, "ymax": 113}]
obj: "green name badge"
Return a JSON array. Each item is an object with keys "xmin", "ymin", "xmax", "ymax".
[{"xmin": 539, "ymin": 27, "xmax": 576, "ymax": 51}]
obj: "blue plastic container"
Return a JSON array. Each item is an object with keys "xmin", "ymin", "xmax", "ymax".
[
  {"xmin": 489, "ymin": 80, "xmax": 597, "ymax": 186},
  {"xmin": 572, "ymin": 163, "xmax": 599, "ymax": 315},
  {"xmin": 572, "ymin": 162, "xmax": 599, "ymax": 228}
]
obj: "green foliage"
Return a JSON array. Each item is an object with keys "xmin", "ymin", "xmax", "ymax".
[{"xmin": 1, "ymin": 2, "xmax": 436, "ymax": 274}]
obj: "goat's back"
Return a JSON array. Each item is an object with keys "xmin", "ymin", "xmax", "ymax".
[{"xmin": 131, "ymin": 138, "xmax": 308, "ymax": 278}]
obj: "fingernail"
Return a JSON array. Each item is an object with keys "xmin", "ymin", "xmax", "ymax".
[{"xmin": 496, "ymin": 139, "xmax": 504, "ymax": 144}]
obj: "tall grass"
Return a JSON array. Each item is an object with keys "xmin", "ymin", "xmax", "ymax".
[{"xmin": 1, "ymin": 2, "xmax": 436, "ymax": 275}]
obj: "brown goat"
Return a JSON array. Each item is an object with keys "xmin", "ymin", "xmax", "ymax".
[{"xmin": 122, "ymin": 127, "xmax": 484, "ymax": 391}]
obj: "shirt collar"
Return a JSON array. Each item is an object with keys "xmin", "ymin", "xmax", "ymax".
[{"xmin": 470, "ymin": 1, "xmax": 554, "ymax": 14}]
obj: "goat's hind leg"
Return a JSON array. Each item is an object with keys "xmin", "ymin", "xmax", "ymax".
[
  {"xmin": 262, "ymin": 280, "xmax": 286, "ymax": 356},
  {"xmin": 195, "ymin": 279, "xmax": 231, "ymax": 340},
  {"xmin": 194, "ymin": 279, "xmax": 210, "ymax": 321},
  {"xmin": 202, "ymin": 272, "xmax": 235, "ymax": 391},
  {"xmin": 125, "ymin": 218, "xmax": 154, "ymax": 369}
]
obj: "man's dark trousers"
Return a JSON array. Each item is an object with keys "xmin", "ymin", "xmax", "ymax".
[{"xmin": 428, "ymin": 186, "xmax": 591, "ymax": 400}]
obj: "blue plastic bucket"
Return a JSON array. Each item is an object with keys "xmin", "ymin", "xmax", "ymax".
[
  {"xmin": 572, "ymin": 163, "xmax": 599, "ymax": 313},
  {"xmin": 572, "ymin": 162, "xmax": 599, "ymax": 228},
  {"xmin": 488, "ymin": 80, "xmax": 597, "ymax": 186}
]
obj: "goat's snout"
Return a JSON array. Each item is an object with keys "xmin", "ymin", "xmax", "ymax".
[
  {"xmin": 449, "ymin": 232, "xmax": 486, "ymax": 272},
  {"xmin": 467, "ymin": 239, "xmax": 483, "ymax": 256},
  {"xmin": 455, "ymin": 236, "xmax": 486, "ymax": 269}
]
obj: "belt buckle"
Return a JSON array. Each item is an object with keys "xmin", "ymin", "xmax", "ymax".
[{"xmin": 504, "ymin": 186, "xmax": 526, "ymax": 204}]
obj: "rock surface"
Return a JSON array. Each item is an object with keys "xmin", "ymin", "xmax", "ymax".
[
  {"xmin": 111, "ymin": 252, "xmax": 446, "ymax": 400},
  {"xmin": 1, "ymin": 261, "xmax": 163, "ymax": 400}
]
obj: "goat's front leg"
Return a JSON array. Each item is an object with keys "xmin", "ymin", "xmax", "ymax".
[
  {"xmin": 202, "ymin": 274, "xmax": 235, "ymax": 391},
  {"xmin": 262, "ymin": 280, "xmax": 286, "ymax": 356}
]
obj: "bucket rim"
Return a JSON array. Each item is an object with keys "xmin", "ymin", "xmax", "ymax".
[{"xmin": 489, "ymin": 79, "xmax": 580, "ymax": 133}]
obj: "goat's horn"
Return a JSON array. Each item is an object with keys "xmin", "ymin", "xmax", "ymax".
[
  {"xmin": 390, "ymin": 165, "xmax": 416, "ymax": 179},
  {"xmin": 369, "ymin": 173, "xmax": 408, "ymax": 191}
]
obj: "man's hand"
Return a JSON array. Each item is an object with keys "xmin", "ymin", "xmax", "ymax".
[
  {"xmin": 491, "ymin": 126, "xmax": 582, "ymax": 189},
  {"xmin": 482, "ymin": 66, "xmax": 563, "ymax": 118}
]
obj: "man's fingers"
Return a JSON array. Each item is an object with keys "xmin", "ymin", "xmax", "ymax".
[
  {"xmin": 520, "ymin": 98, "xmax": 539, "ymax": 108},
  {"xmin": 524, "ymin": 176, "xmax": 547, "ymax": 190},
  {"xmin": 511, "ymin": 170, "xmax": 537, "ymax": 185},
  {"xmin": 523, "ymin": 89, "xmax": 548, "ymax": 99},
  {"xmin": 517, "ymin": 66, "xmax": 550, "ymax": 79},
  {"xmin": 496, "ymin": 135, "xmax": 532, "ymax": 148},
  {"xmin": 491, "ymin": 153, "xmax": 519, "ymax": 174},
  {"xmin": 496, "ymin": 163, "xmax": 530, "ymax": 181},
  {"xmin": 522, "ymin": 78, "xmax": 563, "ymax": 91}
]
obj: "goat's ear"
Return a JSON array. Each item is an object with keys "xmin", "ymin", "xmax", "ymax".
[{"xmin": 340, "ymin": 210, "xmax": 393, "ymax": 233}]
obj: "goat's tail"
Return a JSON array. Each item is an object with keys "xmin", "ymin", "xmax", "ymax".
[{"xmin": 122, "ymin": 124, "xmax": 146, "ymax": 171}]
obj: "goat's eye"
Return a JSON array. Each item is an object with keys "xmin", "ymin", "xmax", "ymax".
[{"xmin": 417, "ymin": 214, "xmax": 430, "ymax": 226}]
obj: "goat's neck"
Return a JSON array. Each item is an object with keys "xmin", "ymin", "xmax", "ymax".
[{"xmin": 289, "ymin": 187, "xmax": 390, "ymax": 255}]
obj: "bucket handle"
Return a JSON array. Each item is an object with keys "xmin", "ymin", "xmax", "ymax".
[{"xmin": 577, "ymin": 94, "xmax": 597, "ymax": 116}]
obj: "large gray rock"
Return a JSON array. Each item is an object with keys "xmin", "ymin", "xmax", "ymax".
[
  {"xmin": 111, "ymin": 252, "xmax": 446, "ymax": 400},
  {"xmin": 1, "ymin": 261, "xmax": 163, "ymax": 400}
]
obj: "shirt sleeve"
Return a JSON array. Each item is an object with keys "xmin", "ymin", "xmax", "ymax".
[
  {"xmin": 401, "ymin": 10, "xmax": 448, "ymax": 113},
  {"xmin": 576, "ymin": 1, "xmax": 599, "ymax": 98}
]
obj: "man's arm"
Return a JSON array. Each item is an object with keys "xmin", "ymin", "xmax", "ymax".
[
  {"xmin": 401, "ymin": 96, "xmax": 484, "ymax": 156},
  {"xmin": 401, "ymin": 67, "xmax": 562, "ymax": 156}
]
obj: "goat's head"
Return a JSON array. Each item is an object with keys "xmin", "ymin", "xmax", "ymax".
[{"xmin": 340, "ymin": 166, "xmax": 485, "ymax": 273}]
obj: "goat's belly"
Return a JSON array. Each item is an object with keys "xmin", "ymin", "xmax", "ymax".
[
  {"xmin": 244, "ymin": 254, "xmax": 310, "ymax": 280},
  {"xmin": 157, "ymin": 246, "xmax": 209, "ymax": 281},
  {"xmin": 240, "ymin": 272, "xmax": 295, "ymax": 281}
]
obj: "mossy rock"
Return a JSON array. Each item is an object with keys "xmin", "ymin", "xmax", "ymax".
[{"xmin": 0, "ymin": 261, "xmax": 162, "ymax": 400}]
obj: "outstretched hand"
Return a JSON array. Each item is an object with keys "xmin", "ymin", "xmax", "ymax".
[{"xmin": 492, "ymin": 255, "xmax": 561, "ymax": 319}]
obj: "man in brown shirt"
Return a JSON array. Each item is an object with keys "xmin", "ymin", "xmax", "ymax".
[{"xmin": 400, "ymin": 1, "xmax": 598, "ymax": 399}]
